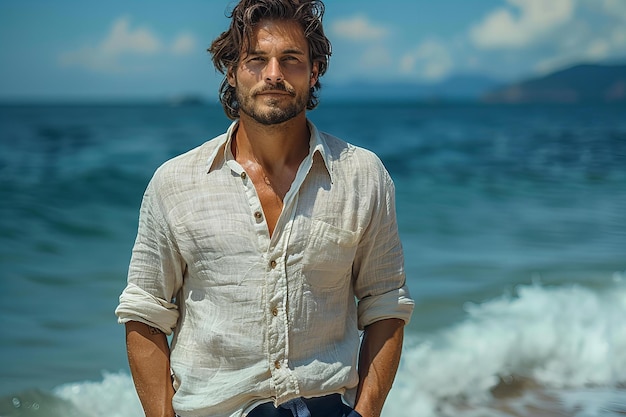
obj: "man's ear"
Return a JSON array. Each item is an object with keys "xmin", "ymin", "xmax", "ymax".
[
  {"xmin": 227, "ymin": 66, "xmax": 236, "ymax": 87},
  {"xmin": 310, "ymin": 62, "xmax": 320, "ymax": 88}
]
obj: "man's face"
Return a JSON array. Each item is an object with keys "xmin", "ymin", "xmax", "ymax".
[{"xmin": 227, "ymin": 19, "xmax": 319, "ymax": 125}]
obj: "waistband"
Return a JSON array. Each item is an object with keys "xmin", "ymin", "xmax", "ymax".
[{"xmin": 248, "ymin": 394, "xmax": 348, "ymax": 417}]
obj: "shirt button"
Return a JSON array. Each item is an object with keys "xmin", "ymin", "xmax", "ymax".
[
  {"xmin": 254, "ymin": 211, "xmax": 262, "ymax": 220},
  {"xmin": 274, "ymin": 360, "xmax": 281, "ymax": 369},
  {"xmin": 271, "ymin": 307, "xmax": 278, "ymax": 316},
  {"xmin": 270, "ymin": 260, "xmax": 277, "ymax": 268},
  {"xmin": 240, "ymin": 172, "xmax": 247, "ymax": 180}
]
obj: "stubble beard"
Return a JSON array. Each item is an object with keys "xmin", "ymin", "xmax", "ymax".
[{"xmin": 236, "ymin": 84, "xmax": 309, "ymax": 126}]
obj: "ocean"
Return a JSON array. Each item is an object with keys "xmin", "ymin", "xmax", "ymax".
[{"xmin": 1, "ymin": 101, "xmax": 625, "ymax": 416}]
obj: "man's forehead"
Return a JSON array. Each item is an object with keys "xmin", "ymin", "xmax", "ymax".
[{"xmin": 245, "ymin": 19, "xmax": 308, "ymax": 51}]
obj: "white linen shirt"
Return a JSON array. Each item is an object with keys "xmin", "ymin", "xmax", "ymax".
[{"xmin": 116, "ymin": 120, "xmax": 414, "ymax": 417}]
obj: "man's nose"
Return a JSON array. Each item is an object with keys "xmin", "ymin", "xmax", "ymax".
[{"xmin": 264, "ymin": 57, "xmax": 283, "ymax": 84}]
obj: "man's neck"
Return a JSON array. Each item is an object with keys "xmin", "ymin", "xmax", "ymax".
[{"xmin": 233, "ymin": 112, "xmax": 310, "ymax": 175}]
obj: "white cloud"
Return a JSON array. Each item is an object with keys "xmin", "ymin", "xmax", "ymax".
[
  {"xmin": 355, "ymin": 0, "xmax": 626, "ymax": 85},
  {"xmin": 171, "ymin": 33, "xmax": 197, "ymax": 55},
  {"xmin": 611, "ymin": 26, "xmax": 626, "ymax": 47},
  {"xmin": 601, "ymin": 0, "xmax": 626, "ymax": 21},
  {"xmin": 331, "ymin": 15, "xmax": 389, "ymax": 42},
  {"xmin": 360, "ymin": 45, "xmax": 392, "ymax": 68},
  {"xmin": 597, "ymin": 0, "xmax": 626, "ymax": 51},
  {"xmin": 527, "ymin": 0, "xmax": 626, "ymax": 74},
  {"xmin": 586, "ymin": 39, "xmax": 610, "ymax": 59},
  {"xmin": 101, "ymin": 16, "xmax": 162, "ymax": 55},
  {"xmin": 470, "ymin": 0, "xmax": 574, "ymax": 49},
  {"xmin": 59, "ymin": 16, "xmax": 198, "ymax": 72},
  {"xmin": 400, "ymin": 39, "xmax": 453, "ymax": 81},
  {"xmin": 534, "ymin": 36, "xmax": 612, "ymax": 74},
  {"xmin": 457, "ymin": 0, "xmax": 626, "ymax": 80}
]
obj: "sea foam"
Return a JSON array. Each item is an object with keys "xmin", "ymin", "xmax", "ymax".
[
  {"xmin": 53, "ymin": 372, "xmax": 143, "ymax": 417},
  {"xmin": 385, "ymin": 273, "xmax": 626, "ymax": 416},
  {"xmin": 0, "ymin": 373, "xmax": 141, "ymax": 417}
]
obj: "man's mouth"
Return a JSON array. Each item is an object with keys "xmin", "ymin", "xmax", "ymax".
[
  {"xmin": 258, "ymin": 91, "xmax": 291, "ymax": 95},
  {"xmin": 254, "ymin": 85, "xmax": 295, "ymax": 97}
]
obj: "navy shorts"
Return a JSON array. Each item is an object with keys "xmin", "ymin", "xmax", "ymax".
[{"xmin": 247, "ymin": 394, "xmax": 362, "ymax": 417}]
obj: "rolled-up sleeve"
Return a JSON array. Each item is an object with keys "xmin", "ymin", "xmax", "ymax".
[
  {"xmin": 115, "ymin": 174, "xmax": 184, "ymax": 335},
  {"xmin": 353, "ymin": 169, "xmax": 414, "ymax": 329}
]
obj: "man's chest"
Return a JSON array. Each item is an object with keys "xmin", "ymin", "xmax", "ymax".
[{"xmin": 167, "ymin": 167, "xmax": 371, "ymax": 284}]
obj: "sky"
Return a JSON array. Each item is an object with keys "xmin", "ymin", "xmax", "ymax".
[{"xmin": 1, "ymin": 0, "xmax": 625, "ymax": 101}]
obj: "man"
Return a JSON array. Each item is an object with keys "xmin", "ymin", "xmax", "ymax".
[{"xmin": 115, "ymin": 1, "xmax": 414, "ymax": 417}]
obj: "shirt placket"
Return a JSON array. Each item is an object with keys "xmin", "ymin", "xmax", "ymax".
[
  {"xmin": 267, "ymin": 183, "xmax": 307, "ymax": 399},
  {"xmin": 227, "ymin": 157, "xmax": 300, "ymax": 401},
  {"xmin": 265, "ymin": 223, "xmax": 298, "ymax": 401},
  {"xmin": 265, "ymin": 155, "xmax": 315, "ymax": 401}
]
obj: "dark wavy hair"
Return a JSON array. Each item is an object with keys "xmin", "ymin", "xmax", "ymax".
[{"xmin": 208, "ymin": 0, "xmax": 332, "ymax": 120}]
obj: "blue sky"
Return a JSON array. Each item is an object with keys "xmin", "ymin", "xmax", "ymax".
[{"xmin": 1, "ymin": 0, "xmax": 625, "ymax": 101}]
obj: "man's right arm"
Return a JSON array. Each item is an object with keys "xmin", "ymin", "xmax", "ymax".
[{"xmin": 126, "ymin": 321, "xmax": 175, "ymax": 417}]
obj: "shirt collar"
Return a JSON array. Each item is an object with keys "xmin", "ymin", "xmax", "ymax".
[{"xmin": 205, "ymin": 119, "xmax": 334, "ymax": 182}]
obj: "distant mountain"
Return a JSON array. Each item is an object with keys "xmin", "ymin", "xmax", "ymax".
[
  {"xmin": 483, "ymin": 63, "xmax": 626, "ymax": 103},
  {"xmin": 322, "ymin": 74, "xmax": 501, "ymax": 102}
]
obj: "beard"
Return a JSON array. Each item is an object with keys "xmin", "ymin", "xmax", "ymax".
[{"xmin": 236, "ymin": 83, "xmax": 309, "ymax": 125}]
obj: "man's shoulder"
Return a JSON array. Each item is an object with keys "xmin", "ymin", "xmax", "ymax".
[
  {"xmin": 153, "ymin": 132, "xmax": 227, "ymax": 179},
  {"xmin": 319, "ymin": 131, "xmax": 385, "ymax": 171},
  {"xmin": 146, "ymin": 132, "xmax": 228, "ymax": 198}
]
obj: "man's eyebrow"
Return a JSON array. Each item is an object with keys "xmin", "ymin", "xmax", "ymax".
[
  {"xmin": 248, "ymin": 48, "xmax": 306, "ymax": 56},
  {"xmin": 281, "ymin": 48, "xmax": 306, "ymax": 55}
]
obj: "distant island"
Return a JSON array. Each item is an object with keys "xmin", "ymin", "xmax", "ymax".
[
  {"xmin": 482, "ymin": 63, "xmax": 626, "ymax": 104},
  {"xmin": 321, "ymin": 62, "xmax": 626, "ymax": 104},
  {"xmin": 167, "ymin": 94, "xmax": 207, "ymax": 107}
]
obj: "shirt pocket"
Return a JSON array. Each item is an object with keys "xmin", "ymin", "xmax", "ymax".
[{"xmin": 301, "ymin": 219, "xmax": 360, "ymax": 289}]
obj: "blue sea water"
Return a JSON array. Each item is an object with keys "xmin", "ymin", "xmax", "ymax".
[{"xmin": 0, "ymin": 102, "xmax": 625, "ymax": 416}]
